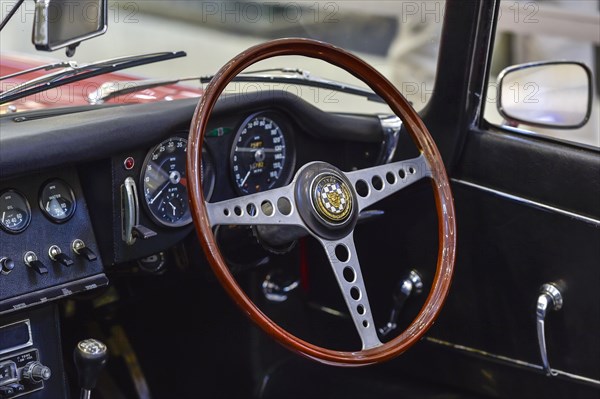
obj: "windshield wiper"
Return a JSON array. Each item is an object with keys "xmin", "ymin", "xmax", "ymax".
[
  {"xmin": 0, "ymin": 61, "xmax": 77, "ymax": 82},
  {"xmin": 88, "ymin": 67, "xmax": 385, "ymax": 104},
  {"xmin": 0, "ymin": 51, "xmax": 187, "ymax": 105}
]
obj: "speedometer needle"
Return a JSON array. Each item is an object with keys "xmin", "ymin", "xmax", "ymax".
[{"xmin": 240, "ymin": 171, "xmax": 251, "ymax": 187}]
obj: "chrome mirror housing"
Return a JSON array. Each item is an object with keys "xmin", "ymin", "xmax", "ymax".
[
  {"xmin": 497, "ymin": 61, "xmax": 593, "ymax": 129},
  {"xmin": 32, "ymin": 0, "xmax": 108, "ymax": 56}
]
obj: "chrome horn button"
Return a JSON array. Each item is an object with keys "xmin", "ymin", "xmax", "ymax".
[
  {"xmin": 311, "ymin": 174, "xmax": 353, "ymax": 225},
  {"xmin": 294, "ymin": 162, "xmax": 358, "ymax": 240}
]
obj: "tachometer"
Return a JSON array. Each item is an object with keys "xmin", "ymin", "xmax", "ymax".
[
  {"xmin": 141, "ymin": 137, "xmax": 191, "ymax": 228},
  {"xmin": 231, "ymin": 113, "xmax": 292, "ymax": 195}
]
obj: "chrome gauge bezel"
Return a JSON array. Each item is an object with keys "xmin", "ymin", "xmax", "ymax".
[
  {"xmin": 229, "ymin": 111, "xmax": 295, "ymax": 195},
  {"xmin": 0, "ymin": 189, "xmax": 32, "ymax": 234},
  {"xmin": 140, "ymin": 136, "xmax": 192, "ymax": 229},
  {"xmin": 38, "ymin": 178, "xmax": 77, "ymax": 224}
]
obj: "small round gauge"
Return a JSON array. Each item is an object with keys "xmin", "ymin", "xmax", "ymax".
[
  {"xmin": 141, "ymin": 137, "xmax": 191, "ymax": 228},
  {"xmin": 39, "ymin": 179, "xmax": 77, "ymax": 223},
  {"xmin": 0, "ymin": 189, "xmax": 32, "ymax": 234},
  {"xmin": 231, "ymin": 113, "xmax": 293, "ymax": 195}
]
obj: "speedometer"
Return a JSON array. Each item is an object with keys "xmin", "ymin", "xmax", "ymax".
[
  {"xmin": 231, "ymin": 113, "xmax": 293, "ymax": 195},
  {"xmin": 141, "ymin": 137, "xmax": 191, "ymax": 228}
]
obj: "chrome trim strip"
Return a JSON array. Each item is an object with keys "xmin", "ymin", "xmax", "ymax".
[
  {"xmin": 451, "ymin": 179, "xmax": 600, "ymax": 226},
  {"xmin": 0, "ymin": 319, "xmax": 33, "ymax": 356},
  {"xmin": 426, "ymin": 337, "xmax": 600, "ymax": 386}
]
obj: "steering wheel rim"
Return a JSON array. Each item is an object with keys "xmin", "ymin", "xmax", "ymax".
[{"xmin": 187, "ymin": 38, "xmax": 456, "ymax": 366}]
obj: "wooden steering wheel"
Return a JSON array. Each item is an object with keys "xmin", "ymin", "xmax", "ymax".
[{"xmin": 187, "ymin": 38, "xmax": 456, "ymax": 366}]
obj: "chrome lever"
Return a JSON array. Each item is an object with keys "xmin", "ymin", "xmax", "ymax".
[
  {"xmin": 378, "ymin": 270, "xmax": 423, "ymax": 337},
  {"xmin": 536, "ymin": 283, "xmax": 563, "ymax": 376}
]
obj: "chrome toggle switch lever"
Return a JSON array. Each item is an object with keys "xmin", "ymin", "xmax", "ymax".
[
  {"xmin": 49, "ymin": 245, "xmax": 74, "ymax": 267},
  {"xmin": 378, "ymin": 269, "xmax": 423, "ymax": 338},
  {"xmin": 536, "ymin": 283, "xmax": 563, "ymax": 377},
  {"xmin": 72, "ymin": 240, "xmax": 97, "ymax": 262},
  {"xmin": 23, "ymin": 252, "xmax": 48, "ymax": 275}
]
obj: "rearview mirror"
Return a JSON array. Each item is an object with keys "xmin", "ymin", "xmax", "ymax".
[
  {"xmin": 32, "ymin": 0, "xmax": 107, "ymax": 56},
  {"xmin": 497, "ymin": 61, "xmax": 592, "ymax": 129}
]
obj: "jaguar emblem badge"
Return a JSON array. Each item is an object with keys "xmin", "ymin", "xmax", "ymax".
[{"xmin": 312, "ymin": 174, "xmax": 353, "ymax": 223}]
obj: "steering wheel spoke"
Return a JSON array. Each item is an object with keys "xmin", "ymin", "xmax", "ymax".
[
  {"xmin": 205, "ymin": 184, "xmax": 304, "ymax": 228},
  {"xmin": 346, "ymin": 154, "xmax": 431, "ymax": 211},
  {"xmin": 317, "ymin": 234, "xmax": 382, "ymax": 350}
]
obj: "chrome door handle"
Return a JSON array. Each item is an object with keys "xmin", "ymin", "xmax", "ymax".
[{"xmin": 536, "ymin": 283, "xmax": 563, "ymax": 376}]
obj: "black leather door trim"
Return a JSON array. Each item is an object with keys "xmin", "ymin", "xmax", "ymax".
[{"xmin": 452, "ymin": 179, "xmax": 600, "ymax": 227}]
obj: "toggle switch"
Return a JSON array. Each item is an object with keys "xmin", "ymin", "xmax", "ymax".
[
  {"xmin": 72, "ymin": 240, "xmax": 97, "ymax": 262},
  {"xmin": 23, "ymin": 252, "xmax": 48, "ymax": 275},
  {"xmin": 48, "ymin": 245, "xmax": 74, "ymax": 267}
]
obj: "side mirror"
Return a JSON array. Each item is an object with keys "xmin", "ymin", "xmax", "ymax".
[
  {"xmin": 497, "ymin": 61, "xmax": 592, "ymax": 129},
  {"xmin": 32, "ymin": 0, "xmax": 108, "ymax": 56}
]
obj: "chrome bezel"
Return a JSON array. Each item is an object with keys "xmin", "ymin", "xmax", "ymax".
[
  {"xmin": 38, "ymin": 178, "xmax": 77, "ymax": 224},
  {"xmin": 0, "ymin": 189, "xmax": 32, "ymax": 234},
  {"xmin": 230, "ymin": 111, "xmax": 296, "ymax": 196},
  {"xmin": 140, "ymin": 136, "xmax": 192, "ymax": 229}
]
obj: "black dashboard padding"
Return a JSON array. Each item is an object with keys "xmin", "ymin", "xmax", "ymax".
[{"xmin": 0, "ymin": 92, "xmax": 384, "ymax": 180}]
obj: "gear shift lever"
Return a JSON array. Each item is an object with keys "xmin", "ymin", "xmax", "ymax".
[{"xmin": 73, "ymin": 339, "xmax": 108, "ymax": 399}]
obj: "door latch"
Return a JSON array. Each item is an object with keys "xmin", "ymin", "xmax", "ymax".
[{"xmin": 536, "ymin": 282, "xmax": 563, "ymax": 376}]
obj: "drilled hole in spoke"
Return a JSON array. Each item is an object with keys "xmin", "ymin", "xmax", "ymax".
[
  {"xmin": 386, "ymin": 172, "xmax": 396, "ymax": 185},
  {"xmin": 335, "ymin": 244, "xmax": 350, "ymax": 262},
  {"xmin": 223, "ymin": 208, "xmax": 230, "ymax": 216},
  {"xmin": 362, "ymin": 320, "xmax": 369, "ymax": 328},
  {"xmin": 399, "ymin": 169, "xmax": 406, "ymax": 179},
  {"xmin": 234, "ymin": 206, "xmax": 243, "ymax": 216},
  {"xmin": 371, "ymin": 175, "xmax": 383, "ymax": 191},
  {"xmin": 343, "ymin": 266, "xmax": 355, "ymax": 283},
  {"xmin": 355, "ymin": 180, "xmax": 369, "ymax": 197},
  {"xmin": 261, "ymin": 200, "xmax": 274, "ymax": 216},
  {"xmin": 409, "ymin": 167, "xmax": 416, "ymax": 174},
  {"xmin": 350, "ymin": 287, "xmax": 360, "ymax": 300},
  {"xmin": 357, "ymin": 304, "xmax": 365, "ymax": 315},
  {"xmin": 246, "ymin": 203, "xmax": 257, "ymax": 217},
  {"xmin": 277, "ymin": 197, "xmax": 292, "ymax": 215}
]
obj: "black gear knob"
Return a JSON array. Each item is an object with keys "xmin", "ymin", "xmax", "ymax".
[{"xmin": 73, "ymin": 339, "xmax": 108, "ymax": 392}]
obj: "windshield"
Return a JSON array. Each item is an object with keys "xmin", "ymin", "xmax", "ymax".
[{"xmin": 0, "ymin": 1, "xmax": 444, "ymax": 113}]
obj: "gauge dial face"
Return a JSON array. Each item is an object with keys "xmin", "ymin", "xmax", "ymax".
[
  {"xmin": 141, "ymin": 137, "xmax": 192, "ymax": 228},
  {"xmin": 231, "ymin": 114, "xmax": 290, "ymax": 195},
  {"xmin": 39, "ymin": 179, "xmax": 76, "ymax": 223},
  {"xmin": 0, "ymin": 190, "xmax": 31, "ymax": 234}
]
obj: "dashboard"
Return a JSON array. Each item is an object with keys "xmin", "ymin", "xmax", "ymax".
[
  {"xmin": 0, "ymin": 91, "xmax": 391, "ymax": 398},
  {"xmin": 0, "ymin": 91, "xmax": 389, "ymax": 313}
]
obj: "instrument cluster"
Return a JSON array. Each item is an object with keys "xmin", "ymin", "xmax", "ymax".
[
  {"xmin": 0, "ymin": 179, "xmax": 78, "ymax": 234},
  {"xmin": 139, "ymin": 111, "xmax": 295, "ymax": 229}
]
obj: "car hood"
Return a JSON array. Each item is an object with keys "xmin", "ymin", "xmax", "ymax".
[{"xmin": 0, "ymin": 53, "xmax": 203, "ymax": 114}]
